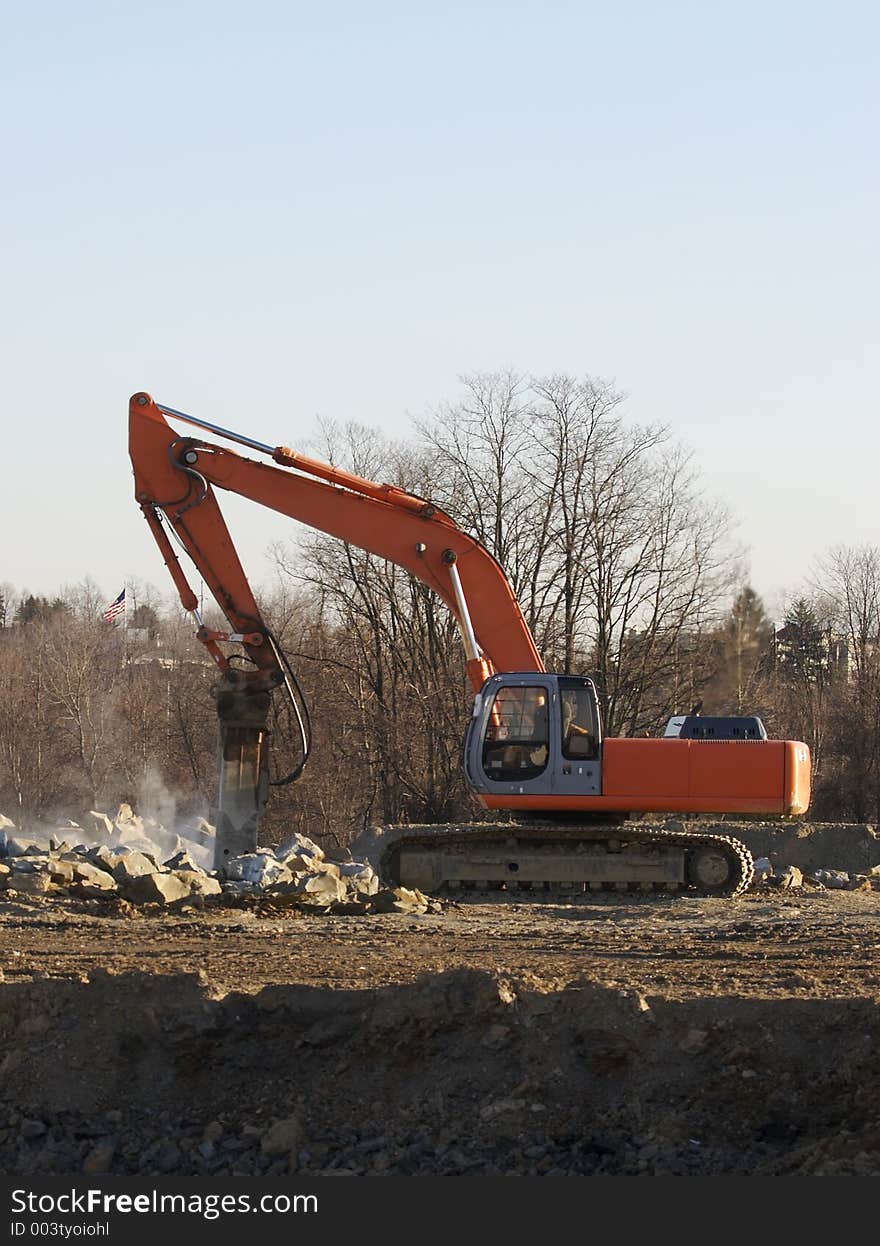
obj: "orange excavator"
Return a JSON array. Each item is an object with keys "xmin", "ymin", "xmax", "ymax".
[{"xmin": 128, "ymin": 392, "xmax": 811, "ymax": 897}]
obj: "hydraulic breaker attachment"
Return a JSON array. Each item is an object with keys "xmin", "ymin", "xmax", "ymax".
[{"xmin": 212, "ymin": 667, "xmax": 281, "ymax": 869}]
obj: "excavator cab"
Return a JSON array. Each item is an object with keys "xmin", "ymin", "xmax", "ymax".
[{"xmin": 465, "ymin": 673, "xmax": 603, "ymax": 798}]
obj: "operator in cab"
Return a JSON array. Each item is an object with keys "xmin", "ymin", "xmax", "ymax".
[{"xmin": 561, "ymin": 690, "xmax": 596, "ymax": 759}]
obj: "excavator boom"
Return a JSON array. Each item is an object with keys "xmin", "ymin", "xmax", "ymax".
[{"xmin": 129, "ymin": 392, "xmax": 542, "ymax": 691}]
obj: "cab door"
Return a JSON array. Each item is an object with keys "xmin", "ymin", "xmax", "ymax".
[{"xmin": 550, "ymin": 676, "xmax": 602, "ymax": 796}]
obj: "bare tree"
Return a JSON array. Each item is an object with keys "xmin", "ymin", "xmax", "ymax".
[
  {"xmin": 585, "ymin": 441, "xmax": 729, "ymax": 732},
  {"xmin": 39, "ymin": 587, "xmax": 128, "ymax": 808},
  {"xmin": 416, "ymin": 372, "xmax": 542, "ymax": 604},
  {"xmin": 525, "ymin": 373, "xmax": 629, "ymax": 667},
  {"xmin": 0, "ymin": 622, "xmax": 67, "ymax": 822},
  {"xmin": 809, "ymin": 546, "xmax": 880, "ymax": 819}
]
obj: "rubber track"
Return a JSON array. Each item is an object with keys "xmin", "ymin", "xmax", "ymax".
[{"xmin": 380, "ymin": 823, "xmax": 755, "ymax": 898}]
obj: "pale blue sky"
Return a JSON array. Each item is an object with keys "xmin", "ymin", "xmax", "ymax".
[{"xmin": 3, "ymin": 1, "xmax": 877, "ymax": 620}]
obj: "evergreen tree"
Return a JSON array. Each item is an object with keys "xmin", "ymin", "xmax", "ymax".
[
  {"xmin": 703, "ymin": 584, "xmax": 774, "ymax": 714},
  {"xmin": 13, "ymin": 595, "xmax": 70, "ymax": 626},
  {"xmin": 778, "ymin": 598, "xmax": 827, "ymax": 684}
]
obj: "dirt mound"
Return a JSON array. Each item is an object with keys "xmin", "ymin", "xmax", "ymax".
[
  {"xmin": 2, "ymin": 966, "xmax": 879, "ymax": 1177},
  {"xmin": 717, "ymin": 820, "xmax": 880, "ymax": 875}
]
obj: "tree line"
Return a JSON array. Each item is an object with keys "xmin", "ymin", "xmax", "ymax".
[{"xmin": 3, "ymin": 372, "xmax": 879, "ymax": 840}]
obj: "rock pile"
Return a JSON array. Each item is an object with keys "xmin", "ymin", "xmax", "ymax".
[
  {"xmin": 0, "ymin": 807, "xmax": 433, "ymax": 916},
  {"xmin": 4, "ymin": 810, "xmax": 880, "ymax": 908},
  {"xmin": 751, "ymin": 857, "xmax": 880, "ymax": 892}
]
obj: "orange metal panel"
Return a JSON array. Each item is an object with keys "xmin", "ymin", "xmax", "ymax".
[
  {"xmin": 603, "ymin": 738, "xmax": 795, "ymax": 805},
  {"xmin": 783, "ymin": 741, "xmax": 812, "ymax": 814},
  {"xmin": 602, "ymin": 739, "xmax": 689, "ymax": 798},
  {"xmin": 688, "ymin": 741, "xmax": 785, "ymax": 800}
]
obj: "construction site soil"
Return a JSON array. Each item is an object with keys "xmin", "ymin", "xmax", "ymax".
[{"xmin": 1, "ymin": 821, "xmax": 880, "ymax": 1180}]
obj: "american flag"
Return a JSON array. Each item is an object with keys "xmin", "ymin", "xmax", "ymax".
[{"xmin": 102, "ymin": 589, "xmax": 126, "ymax": 623}]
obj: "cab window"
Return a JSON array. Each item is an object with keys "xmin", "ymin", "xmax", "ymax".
[
  {"xmin": 559, "ymin": 684, "xmax": 598, "ymax": 760},
  {"xmin": 482, "ymin": 686, "xmax": 549, "ymax": 781}
]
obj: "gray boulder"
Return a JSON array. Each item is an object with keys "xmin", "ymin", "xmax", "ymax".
[
  {"xmin": 751, "ymin": 857, "xmax": 773, "ymax": 884},
  {"xmin": 5, "ymin": 837, "xmax": 47, "ymax": 857},
  {"xmin": 810, "ymin": 868, "xmax": 850, "ymax": 889},
  {"xmin": 9, "ymin": 855, "xmax": 53, "ymax": 874}
]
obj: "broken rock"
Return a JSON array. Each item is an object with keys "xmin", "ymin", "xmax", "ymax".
[
  {"xmin": 339, "ymin": 861, "xmax": 380, "ymax": 895},
  {"xmin": 329, "ymin": 898, "xmax": 370, "ymax": 915},
  {"xmin": 9, "ymin": 872, "xmax": 54, "ymax": 895},
  {"xmin": 9, "ymin": 855, "xmax": 53, "ymax": 874},
  {"xmin": 123, "ymin": 872, "xmax": 192, "ymax": 906},
  {"xmin": 48, "ymin": 860, "xmax": 77, "ymax": 885},
  {"xmin": 847, "ymin": 875, "xmax": 874, "ymax": 892},
  {"xmin": 112, "ymin": 852, "xmax": 163, "ymax": 884},
  {"xmin": 176, "ymin": 872, "xmax": 222, "ymax": 898},
  {"xmin": 86, "ymin": 845, "xmax": 120, "ymax": 873},
  {"xmin": 810, "ymin": 869, "xmax": 850, "ymax": 889},
  {"xmin": 293, "ymin": 871, "xmax": 345, "ymax": 905},
  {"xmin": 183, "ymin": 817, "xmax": 216, "ymax": 848},
  {"xmin": 752, "ymin": 857, "xmax": 773, "ymax": 884},
  {"xmin": 370, "ymin": 886, "xmax": 429, "ymax": 915},
  {"xmin": 224, "ymin": 853, "xmax": 292, "ymax": 888},
  {"xmin": 275, "ymin": 833, "xmax": 324, "ymax": 864},
  {"xmin": 86, "ymin": 810, "xmax": 114, "ymax": 839},
  {"xmin": 71, "ymin": 861, "xmax": 118, "ymax": 894},
  {"xmin": 4, "ymin": 837, "xmax": 47, "ymax": 858}
]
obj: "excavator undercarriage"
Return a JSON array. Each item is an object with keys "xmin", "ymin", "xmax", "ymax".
[{"xmin": 380, "ymin": 822, "xmax": 755, "ymax": 898}]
